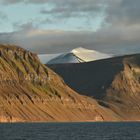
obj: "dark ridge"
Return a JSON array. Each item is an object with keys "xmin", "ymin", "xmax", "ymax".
[{"xmin": 48, "ymin": 54, "xmax": 140, "ymax": 99}]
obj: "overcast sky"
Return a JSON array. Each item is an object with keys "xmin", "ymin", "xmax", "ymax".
[{"xmin": 0, "ymin": 0, "xmax": 140, "ymax": 55}]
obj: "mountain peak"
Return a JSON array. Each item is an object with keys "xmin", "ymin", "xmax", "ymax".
[
  {"xmin": 46, "ymin": 47, "xmax": 113, "ymax": 64},
  {"xmin": 0, "ymin": 44, "xmax": 48, "ymax": 86},
  {"xmin": 71, "ymin": 47, "xmax": 95, "ymax": 54},
  {"xmin": 0, "ymin": 44, "xmax": 24, "ymax": 51},
  {"xmin": 71, "ymin": 47, "xmax": 113, "ymax": 62}
]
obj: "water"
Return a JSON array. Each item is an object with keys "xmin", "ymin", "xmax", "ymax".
[{"xmin": 0, "ymin": 122, "xmax": 140, "ymax": 140}]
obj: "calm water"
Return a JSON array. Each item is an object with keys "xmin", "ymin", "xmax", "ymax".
[{"xmin": 0, "ymin": 122, "xmax": 140, "ymax": 140}]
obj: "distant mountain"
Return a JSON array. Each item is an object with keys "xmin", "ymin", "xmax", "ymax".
[
  {"xmin": 0, "ymin": 44, "xmax": 119, "ymax": 122},
  {"xmin": 38, "ymin": 47, "xmax": 113, "ymax": 64},
  {"xmin": 49, "ymin": 54, "xmax": 140, "ymax": 121},
  {"xmin": 38, "ymin": 53, "xmax": 61, "ymax": 64}
]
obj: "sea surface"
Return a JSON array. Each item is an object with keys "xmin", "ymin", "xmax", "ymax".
[{"xmin": 0, "ymin": 122, "xmax": 140, "ymax": 140}]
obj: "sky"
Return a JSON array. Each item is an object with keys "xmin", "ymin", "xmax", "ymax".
[{"xmin": 0, "ymin": 0, "xmax": 140, "ymax": 55}]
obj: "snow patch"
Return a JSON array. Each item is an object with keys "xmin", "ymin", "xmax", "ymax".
[{"xmin": 38, "ymin": 47, "xmax": 114, "ymax": 64}]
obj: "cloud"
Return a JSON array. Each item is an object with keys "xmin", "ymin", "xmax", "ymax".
[
  {"xmin": 0, "ymin": 23, "xmax": 140, "ymax": 55},
  {"xmin": 40, "ymin": 0, "xmax": 106, "ymax": 18},
  {"xmin": 0, "ymin": 11, "xmax": 7, "ymax": 21},
  {"xmin": 1, "ymin": 0, "xmax": 106, "ymax": 18},
  {"xmin": 2, "ymin": 0, "xmax": 140, "ymax": 26},
  {"xmin": 105, "ymin": 0, "xmax": 140, "ymax": 26},
  {"xmin": 0, "ymin": 0, "xmax": 52, "ymax": 5},
  {"xmin": 0, "ymin": 0, "xmax": 22, "ymax": 5},
  {"xmin": 0, "ymin": 0, "xmax": 140, "ymax": 55},
  {"xmin": 12, "ymin": 21, "xmax": 38, "ymax": 31}
]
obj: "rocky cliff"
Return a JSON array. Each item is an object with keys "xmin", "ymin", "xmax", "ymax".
[
  {"xmin": 106, "ymin": 56, "xmax": 140, "ymax": 120},
  {"xmin": 0, "ymin": 44, "xmax": 120, "ymax": 122}
]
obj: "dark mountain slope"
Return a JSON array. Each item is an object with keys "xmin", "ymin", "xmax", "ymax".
[
  {"xmin": 49, "ymin": 56, "xmax": 126, "ymax": 99},
  {"xmin": 49, "ymin": 54, "xmax": 140, "ymax": 120}
]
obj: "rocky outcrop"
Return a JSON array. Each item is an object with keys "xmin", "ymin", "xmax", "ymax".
[
  {"xmin": 0, "ymin": 44, "xmax": 120, "ymax": 122},
  {"xmin": 105, "ymin": 56, "xmax": 140, "ymax": 120}
]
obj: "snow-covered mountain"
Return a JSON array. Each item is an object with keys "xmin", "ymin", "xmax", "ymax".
[
  {"xmin": 38, "ymin": 53, "xmax": 62, "ymax": 64},
  {"xmin": 71, "ymin": 47, "xmax": 113, "ymax": 62},
  {"xmin": 38, "ymin": 47, "xmax": 114, "ymax": 64}
]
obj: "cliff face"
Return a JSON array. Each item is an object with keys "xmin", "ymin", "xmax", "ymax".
[
  {"xmin": 0, "ymin": 44, "xmax": 120, "ymax": 122},
  {"xmin": 49, "ymin": 54, "xmax": 140, "ymax": 121},
  {"xmin": 106, "ymin": 56, "xmax": 140, "ymax": 120},
  {"xmin": 107, "ymin": 56, "xmax": 140, "ymax": 97}
]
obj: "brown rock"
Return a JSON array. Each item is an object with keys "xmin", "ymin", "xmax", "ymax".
[{"xmin": 0, "ymin": 44, "xmax": 120, "ymax": 122}]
